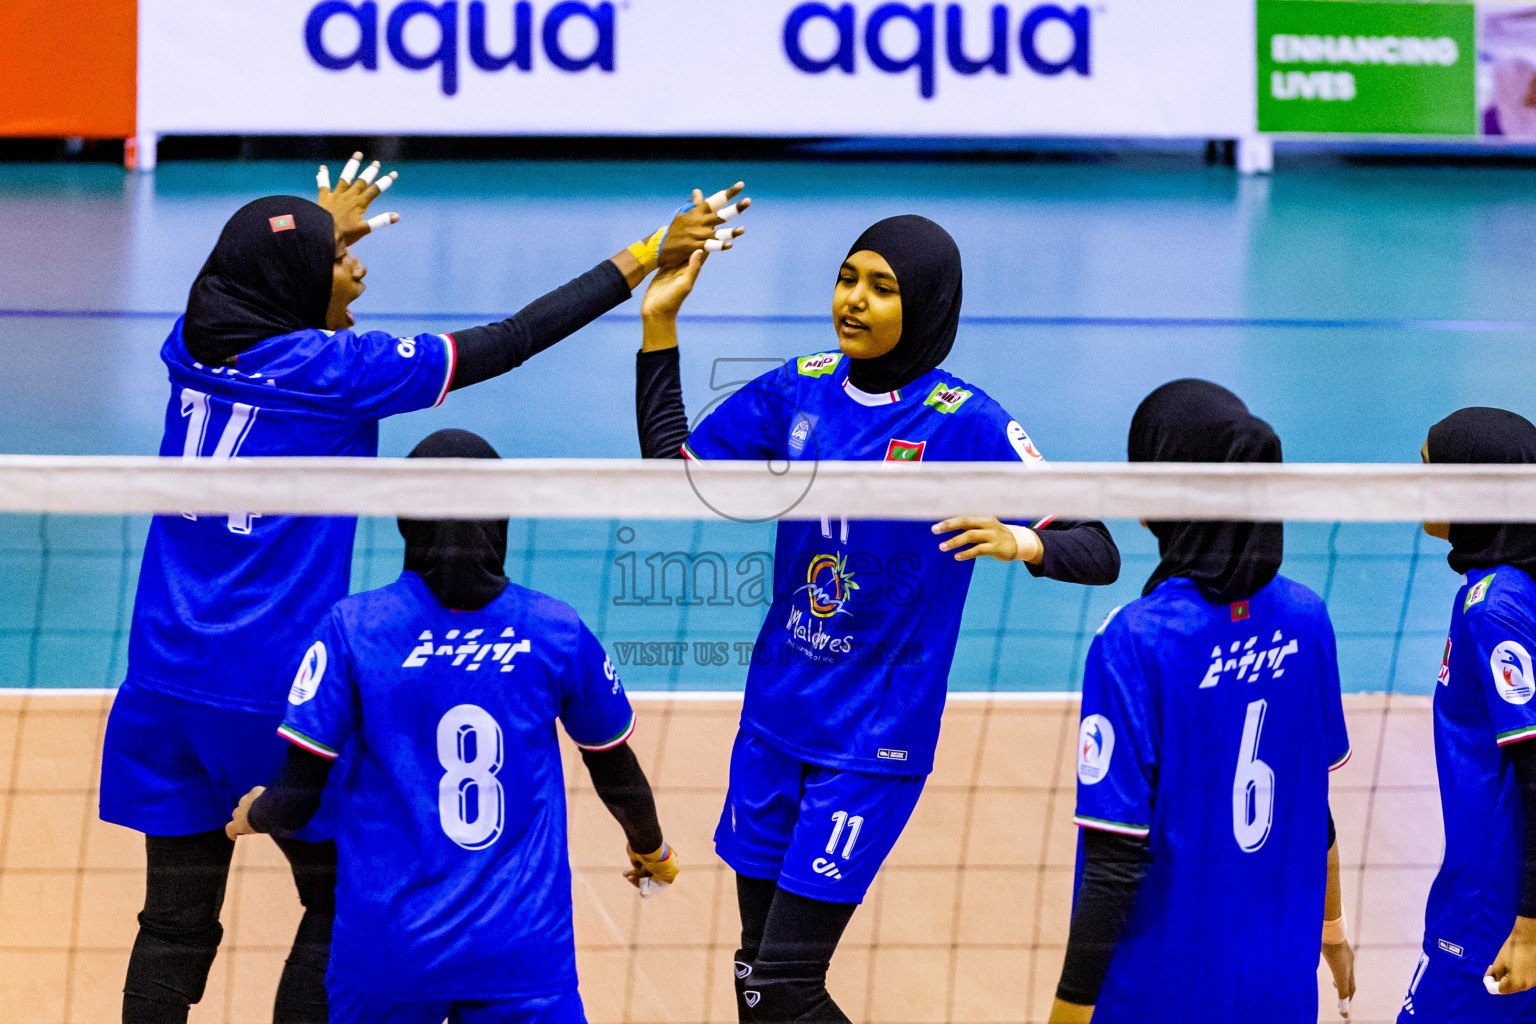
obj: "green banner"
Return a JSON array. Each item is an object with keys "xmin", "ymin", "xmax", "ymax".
[{"xmin": 1257, "ymin": 0, "xmax": 1475, "ymax": 135}]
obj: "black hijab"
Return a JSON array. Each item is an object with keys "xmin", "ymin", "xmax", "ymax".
[
  {"xmin": 183, "ymin": 196, "xmax": 335, "ymax": 365},
  {"xmin": 1426, "ymin": 407, "xmax": 1536, "ymax": 577},
  {"xmin": 1130, "ymin": 379, "xmax": 1284, "ymax": 605},
  {"xmin": 398, "ymin": 430, "xmax": 510, "ymax": 611},
  {"xmin": 843, "ymin": 215, "xmax": 962, "ymax": 395}
]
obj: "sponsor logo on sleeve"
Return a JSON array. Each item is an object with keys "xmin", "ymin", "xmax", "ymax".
[
  {"xmin": 1491, "ymin": 640, "xmax": 1535, "ymax": 705},
  {"xmin": 288, "ymin": 641, "xmax": 327, "ymax": 704},
  {"xmin": 1465, "ymin": 574, "xmax": 1494, "ymax": 610},
  {"xmin": 877, "ymin": 747, "xmax": 908, "ymax": 760},
  {"xmin": 797, "ymin": 352, "xmax": 842, "ymax": 377},
  {"xmin": 1006, "ymin": 420, "xmax": 1044, "ymax": 463},
  {"xmin": 1437, "ymin": 638, "xmax": 1451, "ymax": 686},
  {"xmin": 884, "ymin": 438, "xmax": 926, "ymax": 462},
  {"xmin": 923, "ymin": 382, "xmax": 974, "ymax": 414},
  {"xmin": 1077, "ymin": 714, "xmax": 1115, "ymax": 785}
]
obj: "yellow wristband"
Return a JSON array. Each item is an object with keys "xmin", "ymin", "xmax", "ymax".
[
  {"xmin": 626, "ymin": 226, "xmax": 666, "ymax": 273},
  {"xmin": 1322, "ymin": 912, "xmax": 1347, "ymax": 945}
]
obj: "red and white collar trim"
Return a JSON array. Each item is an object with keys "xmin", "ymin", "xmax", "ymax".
[{"xmin": 842, "ymin": 378, "xmax": 901, "ymax": 406}]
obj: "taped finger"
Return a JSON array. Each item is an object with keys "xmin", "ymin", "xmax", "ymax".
[
  {"xmin": 375, "ymin": 170, "xmax": 397, "ymax": 193},
  {"xmin": 716, "ymin": 202, "xmax": 743, "ymax": 221},
  {"xmin": 339, "ymin": 153, "xmax": 362, "ymax": 184},
  {"xmin": 358, "ymin": 161, "xmax": 381, "ymax": 185},
  {"xmin": 704, "ymin": 238, "xmax": 729, "ymax": 252},
  {"xmin": 316, "ymin": 165, "xmax": 331, "ymax": 191},
  {"xmin": 366, "ymin": 212, "xmax": 397, "ymax": 231},
  {"xmin": 713, "ymin": 226, "xmax": 736, "ymax": 241},
  {"xmin": 704, "ymin": 189, "xmax": 731, "ymax": 212},
  {"xmin": 1486, "ymin": 974, "xmax": 1503, "ymax": 995},
  {"xmin": 1337, "ymin": 997, "xmax": 1349, "ymax": 1018}
]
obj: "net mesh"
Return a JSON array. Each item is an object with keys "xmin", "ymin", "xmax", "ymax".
[{"xmin": 0, "ymin": 459, "xmax": 1486, "ymax": 1023}]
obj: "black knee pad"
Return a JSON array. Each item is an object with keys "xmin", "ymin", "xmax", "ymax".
[
  {"xmin": 123, "ymin": 920, "xmax": 223, "ymax": 1018},
  {"xmin": 741, "ymin": 959, "xmax": 849, "ymax": 1024}
]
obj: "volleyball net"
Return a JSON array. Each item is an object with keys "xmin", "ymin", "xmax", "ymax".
[{"xmin": 1, "ymin": 457, "xmax": 1518, "ymax": 1023}]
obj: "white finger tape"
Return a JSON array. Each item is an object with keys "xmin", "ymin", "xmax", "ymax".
[
  {"xmin": 359, "ymin": 161, "xmax": 380, "ymax": 185},
  {"xmin": 339, "ymin": 155, "xmax": 361, "ymax": 184},
  {"xmin": 1338, "ymin": 997, "xmax": 1350, "ymax": 1017},
  {"xmin": 366, "ymin": 213, "xmax": 395, "ymax": 231},
  {"xmin": 715, "ymin": 202, "xmax": 742, "ymax": 222},
  {"xmin": 1486, "ymin": 974, "xmax": 1503, "ymax": 995},
  {"xmin": 704, "ymin": 189, "xmax": 731, "ymax": 212},
  {"xmin": 316, "ymin": 166, "xmax": 331, "ymax": 191},
  {"xmin": 704, "ymin": 238, "xmax": 728, "ymax": 252},
  {"xmin": 713, "ymin": 226, "xmax": 735, "ymax": 241},
  {"xmin": 375, "ymin": 171, "xmax": 396, "ymax": 193}
]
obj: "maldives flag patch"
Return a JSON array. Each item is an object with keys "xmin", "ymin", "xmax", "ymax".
[
  {"xmin": 269, "ymin": 215, "xmax": 296, "ymax": 232},
  {"xmin": 1231, "ymin": 600, "xmax": 1249, "ymax": 622},
  {"xmin": 885, "ymin": 439, "xmax": 925, "ymax": 462}
]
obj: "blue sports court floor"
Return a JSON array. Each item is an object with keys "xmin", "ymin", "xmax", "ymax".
[{"xmin": 5, "ymin": 155, "xmax": 1536, "ymax": 693}]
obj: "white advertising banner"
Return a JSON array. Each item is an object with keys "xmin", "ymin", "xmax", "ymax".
[{"xmin": 139, "ymin": 0, "xmax": 1253, "ymax": 138}]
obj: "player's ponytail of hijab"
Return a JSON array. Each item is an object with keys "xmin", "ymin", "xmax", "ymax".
[
  {"xmin": 397, "ymin": 429, "xmax": 510, "ymax": 611},
  {"xmin": 183, "ymin": 196, "xmax": 335, "ymax": 365},
  {"xmin": 1427, "ymin": 407, "xmax": 1536, "ymax": 578},
  {"xmin": 1129, "ymin": 379, "xmax": 1284, "ymax": 605},
  {"xmin": 844, "ymin": 215, "xmax": 962, "ymax": 395}
]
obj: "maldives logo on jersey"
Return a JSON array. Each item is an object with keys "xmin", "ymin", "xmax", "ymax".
[
  {"xmin": 288, "ymin": 641, "xmax": 327, "ymax": 705},
  {"xmin": 1491, "ymin": 640, "xmax": 1535, "ymax": 705},
  {"xmin": 1077, "ymin": 714, "xmax": 1115, "ymax": 785},
  {"xmin": 796, "ymin": 553, "xmax": 859, "ymax": 619},
  {"xmin": 1438, "ymin": 638, "xmax": 1452, "ymax": 686},
  {"xmin": 885, "ymin": 439, "xmax": 926, "ymax": 462},
  {"xmin": 402, "ymin": 627, "xmax": 532, "ymax": 673},
  {"xmin": 268, "ymin": 215, "xmax": 295, "ymax": 232}
]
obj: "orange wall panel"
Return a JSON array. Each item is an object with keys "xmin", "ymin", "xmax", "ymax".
[{"xmin": 0, "ymin": 0, "xmax": 136, "ymax": 138}]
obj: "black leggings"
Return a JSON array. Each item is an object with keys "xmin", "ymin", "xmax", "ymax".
[
  {"xmin": 123, "ymin": 830, "xmax": 335, "ymax": 1024},
  {"xmin": 734, "ymin": 874, "xmax": 857, "ymax": 1024}
]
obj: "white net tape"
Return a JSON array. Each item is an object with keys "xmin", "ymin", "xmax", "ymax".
[{"xmin": 2, "ymin": 456, "xmax": 1536, "ymax": 521}]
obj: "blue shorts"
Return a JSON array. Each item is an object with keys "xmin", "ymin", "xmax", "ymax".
[
  {"xmin": 714, "ymin": 729, "xmax": 925, "ymax": 903},
  {"xmin": 329, "ymin": 981, "xmax": 585, "ymax": 1024},
  {"xmin": 1400, "ymin": 952, "xmax": 1536, "ymax": 1023},
  {"xmin": 100, "ymin": 679, "xmax": 335, "ymax": 840}
]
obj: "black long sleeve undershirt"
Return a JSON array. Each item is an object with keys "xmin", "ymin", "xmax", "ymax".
[
  {"xmin": 581, "ymin": 743, "xmax": 664, "ymax": 854},
  {"xmin": 447, "ymin": 260, "xmax": 631, "ymax": 392},
  {"xmin": 247, "ymin": 744, "xmax": 334, "ymax": 835},
  {"xmin": 1508, "ymin": 738, "xmax": 1536, "ymax": 918},
  {"xmin": 636, "ymin": 347, "xmax": 1120, "ymax": 585}
]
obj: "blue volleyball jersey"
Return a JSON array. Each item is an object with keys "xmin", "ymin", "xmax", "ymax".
[
  {"xmin": 682, "ymin": 352, "xmax": 1047, "ymax": 775},
  {"xmin": 1421, "ymin": 565, "xmax": 1536, "ymax": 976},
  {"xmin": 279, "ymin": 572, "xmax": 635, "ymax": 1000},
  {"xmin": 124, "ymin": 319, "xmax": 454, "ymax": 713},
  {"xmin": 1074, "ymin": 576, "xmax": 1350, "ymax": 1024}
]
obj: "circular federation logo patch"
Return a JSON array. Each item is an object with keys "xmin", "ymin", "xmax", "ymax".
[
  {"xmin": 1491, "ymin": 640, "xmax": 1535, "ymax": 705},
  {"xmin": 1007, "ymin": 420, "xmax": 1044, "ymax": 463},
  {"xmin": 1077, "ymin": 714, "xmax": 1115, "ymax": 785},
  {"xmin": 288, "ymin": 641, "xmax": 327, "ymax": 705}
]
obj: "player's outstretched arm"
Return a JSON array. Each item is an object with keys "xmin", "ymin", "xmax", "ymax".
[
  {"xmin": 580, "ymin": 743, "xmax": 679, "ymax": 894},
  {"xmin": 441, "ymin": 183, "xmax": 748, "ymax": 395},
  {"xmin": 1487, "ymin": 738, "xmax": 1536, "ymax": 993},
  {"xmin": 1321, "ymin": 815, "xmax": 1356, "ymax": 1018},
  {"xmin": 932, "ymin": 517, "xmax": 1120, "ymax": 584},
  {"xmin": 631, "ymin": 249, "xmax": 710, "ymax": 458}
]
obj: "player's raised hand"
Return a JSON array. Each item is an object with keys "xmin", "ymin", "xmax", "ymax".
[
  {"xmin": 624, "ymin": 841, "xmax": 679, "ymax": 898},
  {"xmin": 657, "ymin": 183, "xmax": 750, "ymax": 270},
  {"xmin": 1488, "ymin": 915, "xmax": 1536, "ymax": 993},
  {"xmin": 1321, "ymin": 936, "xmax": 1356, "ymax": 1017},
  {"xmin": 933, "ymin": 516, "xmax": 1044, "ymax": 564},
  {"xmin": 316, "ymin": 151, "xmax": 399, "ymax": 246},
  {"xmin": 225, "ymin": 786, "xmax": 265, "ymax": 840}
]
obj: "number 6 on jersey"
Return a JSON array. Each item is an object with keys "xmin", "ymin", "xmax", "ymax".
[{"xmin": 1232, "ymin": 698, "xmax": 1275, "ymax": 853}]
